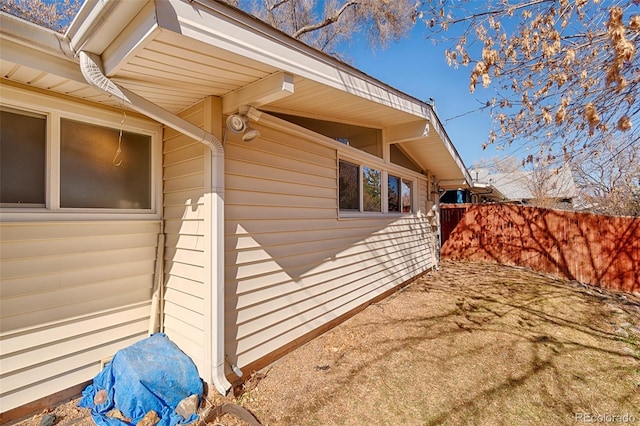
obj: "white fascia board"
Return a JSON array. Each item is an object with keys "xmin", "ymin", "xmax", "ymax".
[
  {"xmin": 67, "ymin": 0, "xmax": 150, "ymax": 56},
  {"xmin": 0, "ymin": 13, "xmax": 83, "ymax": 81},
  {"xmin": 156, "ymin": 0, "xmax": 431, "ymax": 119},
  {"xmin": 0, "ymin": 12, "xmax": 75, "ymax": 58},
  {"xmin": 427, "ymin": 109, "xmax": 473, "ymax": 186},
  {"xmin": 0, "ymin": 38, "xmax": 84, "ymax": 83},
  {"xmin": 101, "ymin": 1, "xmax": 162, "ymax": 76}
]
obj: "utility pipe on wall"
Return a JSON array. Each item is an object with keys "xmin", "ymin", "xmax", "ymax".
[{"xmin": 78, "ymin": 51, "xmax": 232, "ymax": 396}]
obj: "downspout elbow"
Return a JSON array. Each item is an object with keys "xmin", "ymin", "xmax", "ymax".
[{"xmin": 78, "ymin": 51, "xmax": 225, "ymax": 155}]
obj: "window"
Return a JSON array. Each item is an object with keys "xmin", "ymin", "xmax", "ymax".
[
  {"xmin": 388, "ymin": 175, "xmax": 413, "ymax": 213},
  {"xmin": 340, "ymin": 160, "xmax": 412, "ymax": 215},
  {"xmin": 339, "ymin": 161, "xmax": 383, "ymax": 213},
  {"xmin": 1, "ymin": 108, "xmax": 46, "ymax": 206},
  {"xmin": 1, "ymin": 97, "xmax": 157, "ymax": 215},
  {"xmin": 339, "ymin": 160, "xmax": 359, "ymax": 210},
  {"xmin": 388, "ymin": 175, "xmax": 400, "ymax": 212},
  {"xmin": 363, "ymin": 167, "xmax": 381, "ymax": 212},
  {"xmin": 401, "ymin": 179, "xmax": 413, "ymax": 213},
  {"xmin": 60, "ymin": 119, "xmax": 151, "ymax": 209},
  {"xmin": 271, "ymin": 112, "xmax": 383, "ymax": 158}
]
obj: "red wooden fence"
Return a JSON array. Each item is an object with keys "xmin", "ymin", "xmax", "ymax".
[{"xmin": 440, "ymin": 204, "xmax": 640, "ymax": 293}]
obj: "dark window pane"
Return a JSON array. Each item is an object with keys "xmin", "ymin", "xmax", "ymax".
[
  {"xmin": 339, "ymin": 160, "xmax": 359, "ymax": 210},
  {"xmin": 0, "ymin": 108, "xmax": 46, "ymax": 205},
  {"xmin": 60, "ymin": 119, "xmax": 151, "ymax": 209},
  {"xmin": 388, "ymin": 175, "xmax": 400, "ymax": 212},
  {"xmin": 363, "ymin": 167, "xmax": 381, "ymax": 212}
]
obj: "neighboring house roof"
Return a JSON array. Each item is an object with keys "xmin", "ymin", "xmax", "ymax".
[
  {"xmin": 0, "ymin": 0, "xmax": 471, "ymax": 188},
  {"xmin": 470, "ymin": 164, "xmax": 577, "ymax": 202}
]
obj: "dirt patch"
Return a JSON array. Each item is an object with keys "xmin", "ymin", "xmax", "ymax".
[{"xmin": 17, "ymin": 261, "xmax": 640, "ymax": 425}]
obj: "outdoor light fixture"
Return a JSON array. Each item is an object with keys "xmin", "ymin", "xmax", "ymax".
[{"xmin": 226, "ymin": 111, "xmax": 260, "ymax": 142}]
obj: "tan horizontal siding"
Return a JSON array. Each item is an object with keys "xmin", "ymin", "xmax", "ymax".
[
  {"xmin": 226, "ymin": 162, "xmax": 336, "ymax": 189},
  {"xmin": 0, "ymin": 219, "xmax": 159, "ymax": 412},
  {"xmin": 1, "ymin": 320, "xmax": 149, "ymax": 389},
  {"xmin": 0, "ymin": 233, "xmax": 158, "ymax": 260},
  {"xmin": 224, "ymin": 122, "xmax": 434, "ymax": 370},
  {"xmin": 0, "ymin": 303, "xmax": 151, "ymax": 354},
  {"xmin": 164, "ymin": 219, "xmax": 204, "ymax": 237},
  {"xmin": 226, "ymin": 174, "xmax": 337, "ymax": 199},
  {"xmin": 0, "ymin": 221, "xmax": 160, "ymax": 241},
  {"xmin": 161, "ymin": 99, "xmax": 207, "ymax": 374},
  {"xmin": 231, "ymin": 259, "xmax": 422, "ymax": 344},
  {"xmin": 0, "ymin": 260, "xmax": 154, "ymax": 298},
  {"xmin": 1, "ymin": 333, "xmax": 146, "ymax": 411},
  {"xmin": 1, "ymin": 275, "xmax": 153, "ymax": 319},
  {"xmin": 228, "ymin": 237, "xmax": 428, "ymax": 315},
  {"xmin": 226, "ymin": 205, "xmax": 337, "ymax": 220},
  {"xmin": 165, "ymin": 258, "xmax": 205, "ymax": 283},
  {"xmin": 163, "ymin": 188, "xmax": 205, "ymax": 206},
  {"xmin": 1, "ymin": 247, "xmax": 156, "ymax": 281}
]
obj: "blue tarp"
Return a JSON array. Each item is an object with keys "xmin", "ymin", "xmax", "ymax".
[{"xmin": 79, "ymin": 333, "xmax": 203, "ymax": 426}]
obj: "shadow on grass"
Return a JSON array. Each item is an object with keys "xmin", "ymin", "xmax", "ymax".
[{"xmin": 248, "ymin": 261, "xmax": 640, "ymax": 425}]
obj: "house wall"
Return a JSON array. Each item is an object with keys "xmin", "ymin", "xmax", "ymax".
[
  {"xmin": 223, "ymin": 119, "xmax": 435, "ymax": 370},
  {"xmin": 0, "ymin": 83, "xmax": 163, "ymax": 415},
  {"xmin": 161, "ymin": 100, "xmax": 209, "ymax": 373},
  {"xmin": 0, "ymin": 220, "xmax": 160, "ymax": 413}
]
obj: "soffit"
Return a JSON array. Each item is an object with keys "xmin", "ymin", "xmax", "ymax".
[
  {"xmin": 0, "ymin": 0, "xmax": 471, "ymax": 185},
  {"xmin": 101, "ymin": 0, "xmax": 469, "ymax": 183}
]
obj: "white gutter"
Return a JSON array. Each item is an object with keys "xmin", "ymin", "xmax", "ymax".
[{"xmin": 78, "ymin": 51, "xmax": 232, "ymax": 396}]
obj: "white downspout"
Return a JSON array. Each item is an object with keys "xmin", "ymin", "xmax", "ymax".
[{"xmin": 78, "ymin": 51, "xmax": 232, "ymax": 396}]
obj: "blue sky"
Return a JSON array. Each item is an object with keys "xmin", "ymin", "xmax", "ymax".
[{"xmin": 343, "ymin": 23, "xmax": 512, "ymax": 169}]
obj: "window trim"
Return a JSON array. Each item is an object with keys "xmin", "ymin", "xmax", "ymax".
[
  {"xmin": 0, "ymin": 84, "xmax": 162, "ymax": 221},
  {"xmin": 338, "ymin": 154, "xmax": 418, "ymax": 219}
]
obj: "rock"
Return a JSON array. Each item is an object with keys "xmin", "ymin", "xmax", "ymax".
[
  {"xmin": 175, "ymin": 394, "xmax": 199, "ymax": 419},
  {"xmin": 607, "ymin": 304, "xmax": 625, "ymax": 314},
  {"xmin": 93, "ymin": 389, "xmax": 108, "ymax": 405},
  {"xmin": 616, "ymin": 328, "xmax": 629, "ymax": 338},
  {"xmin": 39, "ymin": 414, "xmax": 56, "ymax": 426},
  {"xmin": 106, "ymin": 409, "xmax": 130, "ymax": 423},
  {"xmin": 138, "ymin": 410, "xmax": 160, "ymax": 426}
]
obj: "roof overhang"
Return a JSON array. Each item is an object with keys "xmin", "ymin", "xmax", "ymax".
[
  {"xmin": 469, "ymin": 182, "xmax": 506, "ymax": 201},
  {"xmin": 1, "ymin": 0, "xmax": 471, "ymax": 185}
]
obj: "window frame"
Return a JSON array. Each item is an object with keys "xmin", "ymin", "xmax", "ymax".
[
  {"xmin": 338, "ymin": 154, "xmax": 418, "ymax": 219},
  {"xmin": 0, "ymin": 85, "xmax": 162, "ymax": 221}
]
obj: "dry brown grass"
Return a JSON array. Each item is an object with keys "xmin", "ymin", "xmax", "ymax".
[{"xmin": 19, "ymin": 261, "xmax": 640, "ymax": 426}]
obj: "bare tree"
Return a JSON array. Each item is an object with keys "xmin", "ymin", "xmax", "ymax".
[
  {"xmin": 421, "ymin": 0, "xmax": 639, "ymax": 167},
  {"xmin": 1, "ymin": 0, "xmax": 80, "ymax": 33},
  {"xmin": 572, "ymin": 135, "xmax": 640, "ymax": 216},
  {"xmin": 472, "ymin": 156, "xmax": 576, "ymax": 209},
  {"xmin": 223, "ymin": 0, "xmax": 419, "ymax": 57}
]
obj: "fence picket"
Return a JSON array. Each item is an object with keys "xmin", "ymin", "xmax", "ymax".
[{"xmin": 440, "ymin": 204, "xmax": 640, "ymax": 293}]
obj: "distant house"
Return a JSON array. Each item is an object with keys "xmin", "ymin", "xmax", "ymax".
[
  {"xmin": 468, "ymin": 164, "xmax": 577, "ymax": 208},
  {"xmin": 0, "ymin": 0, "xmax": 471, "ymax": 418}
]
